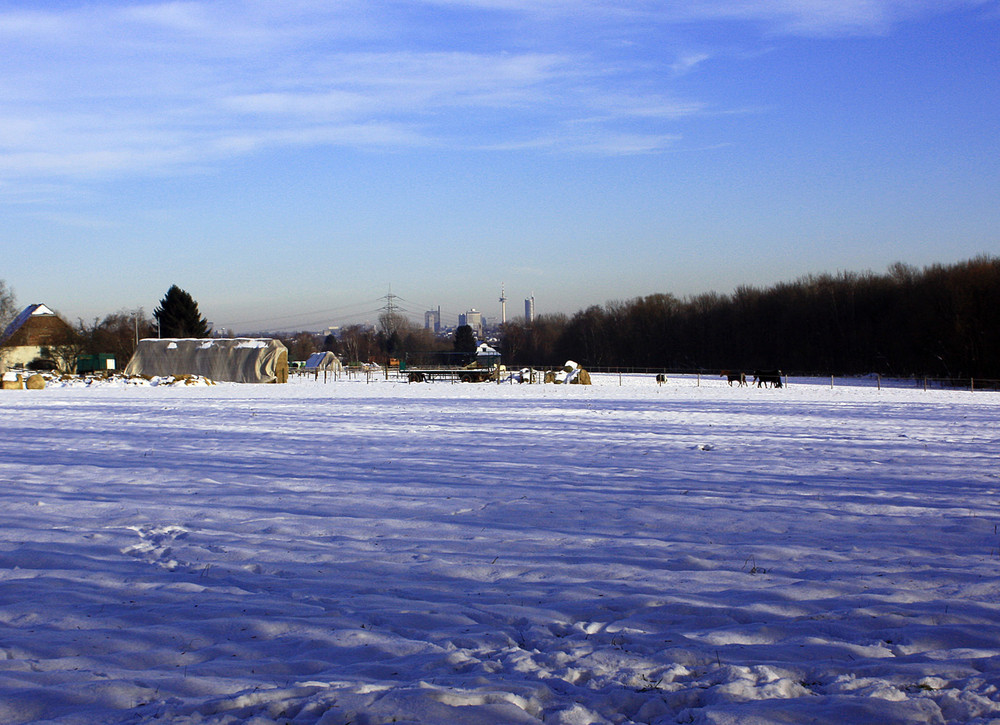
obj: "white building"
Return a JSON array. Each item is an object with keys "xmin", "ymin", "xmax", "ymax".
[{"xmin": 458, "ymin": 309, "xmax": 483, "ymax": 337}]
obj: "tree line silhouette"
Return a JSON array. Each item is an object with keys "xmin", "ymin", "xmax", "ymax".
[
  {"xmin": 17, "ymin": 259, "xmax": 994, "ymax": 380},
  {"xmin": 498, "ymin": 256, "xmax": 1000, "ymax": 379}
]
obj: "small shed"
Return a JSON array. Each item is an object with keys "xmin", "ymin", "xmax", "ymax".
[
  {"xmin": 77, "ymin": 353, "xmax": 117, "ymax": 375},
  {"xmin": 475, "ymin": 342, "xmax": 501, "ymax": 368},
  {"xmin": 124, "ymin": 338, "xmax": 289, "ymax": 383},
  {"xmin": 303, "ymin": 351, "xmax": 344, "ymax": 374}
]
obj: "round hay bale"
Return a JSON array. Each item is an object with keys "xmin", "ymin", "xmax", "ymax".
[
  {"xmin": 25, "ymin": 374, "xmax": 46, "ymax": 390},
  {"xmin": 572, "ymin": 369, "xmax": 592, "ymax": 385}
]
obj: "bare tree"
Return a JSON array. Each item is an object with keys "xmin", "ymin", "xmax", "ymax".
[
  {"xmin": 48, "ymin": 327, "xmax": 88, "ymax": 374},
  {"xmin": 0, "ymin": 280, "xmax": 19, "ymax": 367},
  {"xmin": 377, "ymin": 311, "xmax": 413, "ymax": 360},
  {"xmin": 280, "ymin": 332, "xmax": 320, "ymax": 362},
  {"xmin": 338, "ymin": 325, "xmax": 379, "ymax": 365},
  {"xmin": 80, "ymin": 309, "xmax": 157, "ymax": 368},
  {"xmin": 0, "ymin": 280, "xmax": 16, "ymax": 331}
]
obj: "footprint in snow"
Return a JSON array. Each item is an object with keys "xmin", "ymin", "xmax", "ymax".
[{"xmin": 122, "ymin": 524, "xmax": 188, "ymax": 571}]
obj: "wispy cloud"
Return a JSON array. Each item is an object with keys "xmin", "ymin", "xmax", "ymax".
[
  {"xmin": 0, "ymin": 0, "xmax": 991, "ymax": 186},
  {"xmin": 416, "ymin": 0, "xmax": 994, "ymax": 35},
  {"xmin": 671, "ymin": 53, "xmax": 713, "ymax": 76}
]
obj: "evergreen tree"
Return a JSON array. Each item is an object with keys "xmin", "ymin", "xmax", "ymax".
[
  {"xmin": 453, "ymin": 324, "xmax": 476, "ymax": 351},
  {"xmin": 453, "ymin": 324, "xmax": 477, "ymax": 364},
  {"xmin": 153, "ymin": 285, "xmax": 211, "ymax": 338}
]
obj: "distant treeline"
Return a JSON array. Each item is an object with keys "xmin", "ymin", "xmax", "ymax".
[{"xmin": 498, "ymin": 256, "xmax": 1000, "ymax": 378}]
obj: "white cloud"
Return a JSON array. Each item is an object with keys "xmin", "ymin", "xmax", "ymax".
[
  {"xmin": 671, "ymin": 52, "xmax": 712, "ymax": 76},
  {"xmin": 220, "ymin": 90, "xmax": 378, "ymax": 117},
  {"xmin": 645, "ymin": 0, "xmax": 991, "ymax": 36},
  {"xmin": 419, "ymin": 0, "xmax": 994, "ymax": 36},
  {"xmin": 0, "ymin": 0, "xmax": 991, "ymax": 186},
  {"xmin": 120, "ymin": 1, "xmax": 215, "ymax": 34}
]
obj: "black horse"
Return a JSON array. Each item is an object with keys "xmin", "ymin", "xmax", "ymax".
[{"xmin": 753, "ymin": 370, "xmax": 783, "ymax": 388}]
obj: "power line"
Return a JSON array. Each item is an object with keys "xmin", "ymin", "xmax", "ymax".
[
  {"xmin": 218, "ymin": 287, "xmax": 497, "ymax": 333},
  {"xmin": 217, "ymin": 299, "xmax": 384, "ymax": 329}
]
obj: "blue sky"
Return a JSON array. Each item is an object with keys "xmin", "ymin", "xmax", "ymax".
[{"xmin": 3, "ymin": 0, "xmax": 998, "ymax": 332}]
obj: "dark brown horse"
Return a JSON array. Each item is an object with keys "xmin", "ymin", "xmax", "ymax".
[{"xmin": 720, "ymin": 370, "xmax": 747, "ymax": 387}]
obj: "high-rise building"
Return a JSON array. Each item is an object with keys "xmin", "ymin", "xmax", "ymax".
[
  {"xmin": 459, "ymin": 309, "xmax": 484, "ymax": 337},
  {"xmin": 524, "ymin": 295, "xmax": 535, "ymax": 325},
  {"xmin": 424, "ymin": 307, "xmax": 441, "ymax": 333}
]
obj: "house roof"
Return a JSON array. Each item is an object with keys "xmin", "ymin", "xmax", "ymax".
[{"xmin": 0, "ymin": 304, "xmax": 70, "ymax": 347}]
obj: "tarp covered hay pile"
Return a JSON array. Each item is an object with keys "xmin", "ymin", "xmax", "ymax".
[
  {"xmin": 125, "ymin": 338, "xmax": 289, "ymax": 383},
  {"xmin": 303, "ymin": 351, "xmax": 344, "ymax": 374}
]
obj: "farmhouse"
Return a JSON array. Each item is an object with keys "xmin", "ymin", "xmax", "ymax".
[
  {"xmin": 0, "ymin": 304, "xmax": 75, "ymax": 372},
  {"xmin": 125, "ymin": 338, "xmax": 289, "ymax": 383}
]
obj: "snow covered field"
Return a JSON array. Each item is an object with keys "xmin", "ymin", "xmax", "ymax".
[{"xmin": 1, "ymin": 374, "xmax": 999, "ymax": 725}]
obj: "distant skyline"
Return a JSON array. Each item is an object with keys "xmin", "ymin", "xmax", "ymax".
[{"xmin": 3, "ymin": 1, "xmax": 998, "ymax": 333}]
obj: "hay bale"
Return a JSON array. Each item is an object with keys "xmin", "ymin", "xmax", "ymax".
[
  {"xmin": 571, "ymin": 369, "xmax": 592, "ymax": 385},
  {"xmin": 1, "ymin": 374, "xmax": 24, "ymax": 390},
  {"xmin": 25, "ymin": 374, "xmax": 46, "ymax": 390}
]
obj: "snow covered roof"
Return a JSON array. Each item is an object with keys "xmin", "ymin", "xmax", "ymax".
[
  {"xmin": 0, "ymin": 304, "xmax": 65, "ymax": 347},
  {"xmin": 303, "ymin": 351, "xmax": 344, "ymax": 372}
]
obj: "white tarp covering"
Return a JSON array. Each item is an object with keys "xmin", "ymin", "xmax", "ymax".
[
  {"xmin": 124, "ymin": 338, "xmax": 288, "ymax": 383},
  {"xmin": 303, "ymin": 351, "xmax": 344, "ymax": 373}
]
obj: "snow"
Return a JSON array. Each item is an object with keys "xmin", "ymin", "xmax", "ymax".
[{"xmin": 1, "ymin": 374, "xmax": 999, "ymax": 724}]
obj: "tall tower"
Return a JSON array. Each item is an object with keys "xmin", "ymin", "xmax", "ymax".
[
  {"xmin": 381, "ymin": 286, "xmax": 398, "ymax": 317},
  {"xmin": 379, "ymin": 286, "xmax": 401, "ymax": 336},
  {"xmin": 524, "ymin": 294, "xmax": 535, "ymax": 325},
  {"xmin": 499, "ymin": 284, "xmax": 507, "ymax": 325}
]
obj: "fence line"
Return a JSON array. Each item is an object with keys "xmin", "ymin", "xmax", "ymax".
[{"xmin": 293, "ymin": 364, "xmax": 1000, "ymax": 392}]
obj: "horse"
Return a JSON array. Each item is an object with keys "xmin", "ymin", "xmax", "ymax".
[
  {"xmin": 753, "ymin": 370, "xmax": 783, "ymax": 388},
  {"xmin": 720, "ymin": 370, "xmax": 747, "ymax": 387}
]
